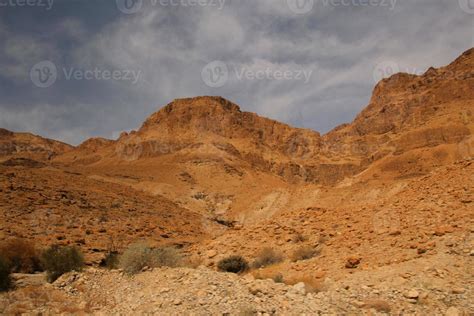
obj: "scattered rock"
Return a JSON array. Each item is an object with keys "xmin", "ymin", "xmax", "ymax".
[
  {"xmin": 451, "ymin": 288, "xmax": 465, "ymax": 294},
  {"xmin": 404, "ymin": 289, "xmax": 419, "ymax": 299},
  {"xmin": 445, "ymin": 307, "xmax": 462, "ymax": 316},
  {"xmin": 292, "ymin": 282, "xmax": 306, "ymax": 295},
  {"xmin": 206, "ymin": 249, "xmax": 218, "ymax": 259},
  {"xmin": 345, "ymin": 257, "xmax": 361, "ymax": 269}
]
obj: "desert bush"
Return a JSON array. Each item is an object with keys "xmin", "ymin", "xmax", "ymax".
[
  {"xmin": 251, "ymin": 248, "xmax": 284, "ymax": 269},
  {"xmin": 0, "ymin": 239, "xmax": 42, "ymax": 273},
  {"xmin": 217, "ymin": 255, "xmax": 249, "ymax": 274},
  {"xmin": 272, "ymin": 273, "xmax": 284, "ymax": 283},
  {"xmin": 151, "ymin": 247, "xmax": 182, "ymax": 267},
  {"xmin": 291, "ymin": 245, "xmax": 320, "ymax": 262},
  {"xmin": 41, "ymin": 245, "xmax": 84, "ymax": 282},
  {"xmin": 0, "ymin": 256, "xmax": 12, "ymax": 291},
  {"xmin": 100, "ymin": 251, "xmax": 120, "ymax": 269},
  {"xmin": 119, "ymin": 243, "xmax": 182, "ymax": 274}
]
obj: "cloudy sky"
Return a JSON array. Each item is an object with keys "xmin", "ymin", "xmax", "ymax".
[{"xmin": 0, "ymin": 0, "xmax": 472, "ymax": 145}]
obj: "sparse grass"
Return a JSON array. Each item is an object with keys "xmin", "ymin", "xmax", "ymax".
[
  {"xmin": 291, "ymin": 245, "xmax": 320, "ymax": 262},
  {"xmin": 0, "ymin": 238, "xmax": 42, "ymax": 273},
  {"xmin": 119, "ymin": 243, "xmax": 182, "ymax": 275},
  {"xmin": 40, "ymin": 245, "xmax": 84, "ymax": 282},
  {"xmin": 251, "ymin": 247, "xmax": 284, "ymax": 269},
  {"xmin": 0, "ymin": 255, "xmax": 12, "ymax": 291},
  {"xmin": 294, "ymin": 233, "xmax": 307, "ymax": 243},
  {"xmin": 217, "ymin": 255, "xmax": 249, "ymax": 274}
]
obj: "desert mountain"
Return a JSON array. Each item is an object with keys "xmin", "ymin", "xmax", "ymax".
[
  {"xmin": 44, "ymin": 48, "xmax": 474, "ymax": 224},
  {"xmin": 1, "ymin": 47, "xmax": 473, "ymax": 251}
]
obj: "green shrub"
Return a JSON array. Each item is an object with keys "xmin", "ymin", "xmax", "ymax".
[
  {"xmin": 0, "ymin": 238, "xmax": 42, "ymax": 273},
  {"xmin": 217, "ymin": 255, "xmax": 249, "ymax": 274},
  {"xmin": 40, "ymin": 245, "xmax": 84, "ymax": 282},
  {"xmin": 0, "ymin": 256, "xmax": 12, "ymax": 292},
  {"xmin": 291, "ymin": 245, "xmax": 320, "ymax": 262},
  {"xmin": 251, "ymin": 248, "xmax": 284, "ymax": 269},
  {"xmin": 119, "ymin": 243, "xmax": 182, "ymax": 275}
]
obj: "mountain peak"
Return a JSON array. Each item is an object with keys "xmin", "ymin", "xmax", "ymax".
[
  {"xmin": 141, "ymin": 96, "xmax": 241, "ymax": 130},
  {"xmin": 170, "ymin": 96, "xmax": 241, "ymax": 112}
]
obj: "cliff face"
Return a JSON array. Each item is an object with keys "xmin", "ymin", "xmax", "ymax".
[
  {"xmin": 352, "ymin": 48, "xmax": 473, "ymax": 136},
  {"xmin": 321, "ymin": 48, "xmax": 473, "ymax": 179},
  {"xmin": 137, "ymin": 96, "xmax": 322, "ymax": 160}
]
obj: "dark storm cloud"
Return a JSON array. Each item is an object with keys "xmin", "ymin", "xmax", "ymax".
[{"xmin": 0, "ymin": 0, "xmax": 472, "ymax": 144}]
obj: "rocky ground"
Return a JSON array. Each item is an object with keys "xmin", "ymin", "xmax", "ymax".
[{"xmin": 1, "ymin": 242, "xmax": 472, "ymax": 316}]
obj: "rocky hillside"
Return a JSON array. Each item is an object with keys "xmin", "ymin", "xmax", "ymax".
[
  {"xmin": 0, "ymin": 129, "xmax": 72, "ymax": 162},
  {"xmin": 0, "ymin": 163, "xmax": 208, "ymax": 264}
]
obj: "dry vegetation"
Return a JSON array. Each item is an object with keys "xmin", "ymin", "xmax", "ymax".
[
  {"xmin": 119, "ymin": 243, "xmax": 183, "ymax": 275},
  {"xmin": 0, "ymin": 239, "xmax": 41, "ymax": 274}
]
